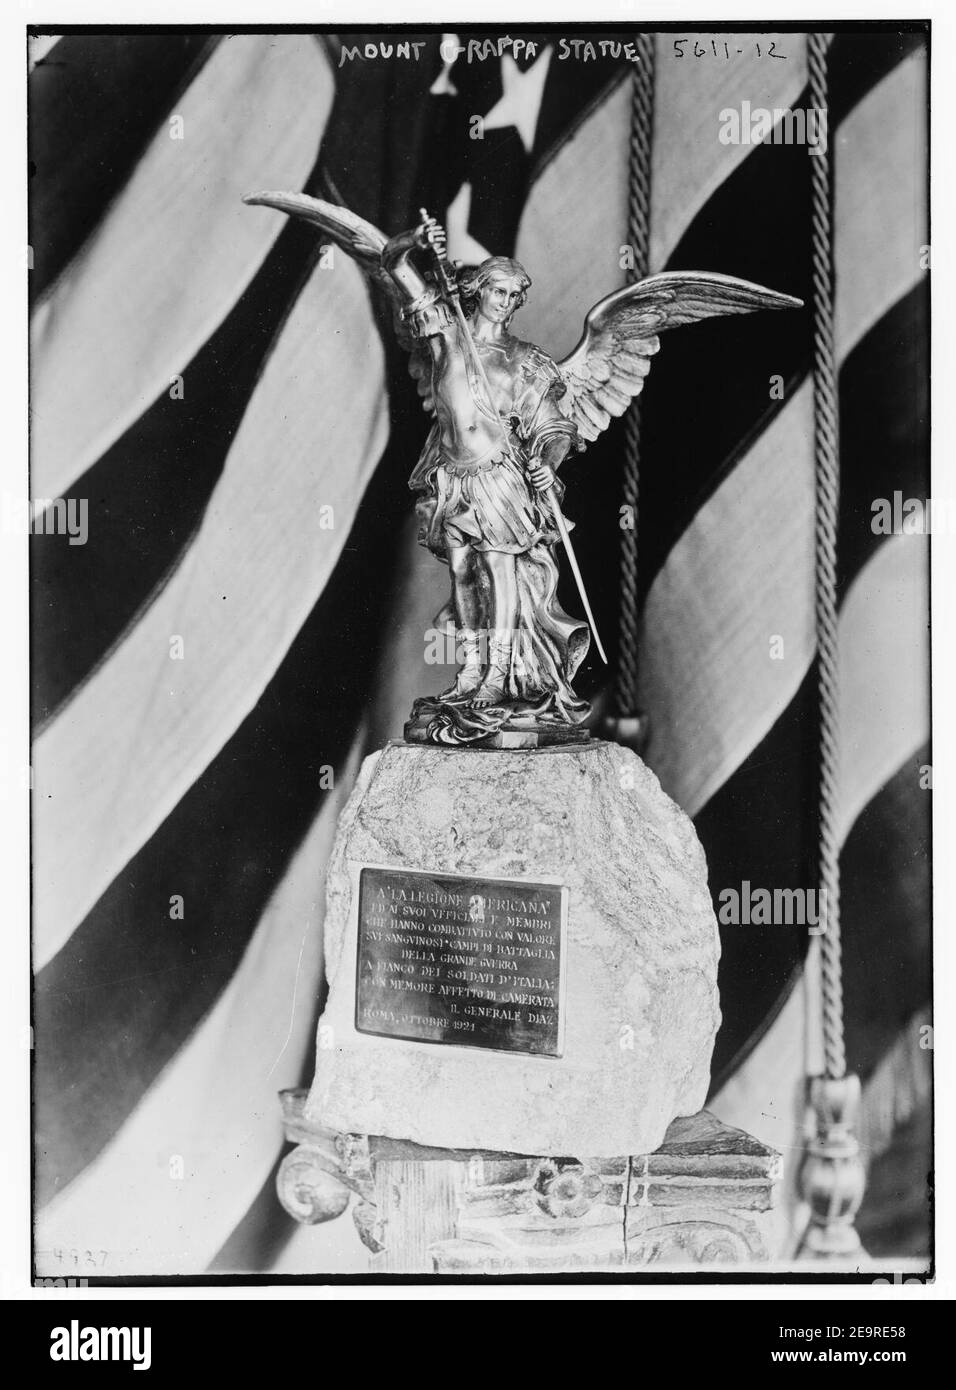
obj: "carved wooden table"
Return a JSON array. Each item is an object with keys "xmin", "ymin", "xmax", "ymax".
[{"xmin": 277, "ymin": 1089, "xmax": 782, "ymax": 1273}]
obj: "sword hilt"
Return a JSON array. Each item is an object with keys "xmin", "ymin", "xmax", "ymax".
[{"xmin": 418, "ymin": 206, "xmax": 458, "ymax": 299}]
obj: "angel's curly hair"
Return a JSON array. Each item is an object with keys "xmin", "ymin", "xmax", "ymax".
[{"xmin": 458, "ymin": 256, "xmax": 532, "ymax": 325}]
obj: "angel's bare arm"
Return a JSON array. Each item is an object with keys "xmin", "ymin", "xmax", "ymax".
[
  {"xmin": 381, "ymin": 229, "xmax": 429, "ymax": 302},
  {"xmin": 380, "ymin": 217, "xmax": 456, "ymax": 365},
  {"xmin": 241, "ymin": 193, "xmax": 459, "ymax": 379},
  {"xmin": 382, "ymin": 216, "xmax": 447, "ymax": 309}
]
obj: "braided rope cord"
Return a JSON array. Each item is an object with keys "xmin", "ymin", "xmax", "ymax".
[
  {"xmin": 808, "ymin": 33, "xmax": 846, "ymax": 1080},
  {"xmin": 615, "ymin": 34, "xmax": 655, "ymax": 718}
]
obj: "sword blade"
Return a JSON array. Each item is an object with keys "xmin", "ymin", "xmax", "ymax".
[{"xmin": 543, "ymin": 489, "xmax": 609, "ymax": 665}]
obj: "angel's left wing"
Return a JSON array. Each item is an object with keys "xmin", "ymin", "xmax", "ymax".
[
  {"xmin": 243, "ymin": 190, "xmax": 434, "ymax": 410},
  {"xmin": 557, "ymin": 271, "xmax": 803, "ymax": 445},
  {"xmin": 243, "ymin": 190, "xmax": 388, "ymax": 272}
]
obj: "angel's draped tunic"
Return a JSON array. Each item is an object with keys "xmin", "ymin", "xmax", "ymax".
[{"xmin": 409, "ymin": 329, "xmax": 590, "ymax": 723}]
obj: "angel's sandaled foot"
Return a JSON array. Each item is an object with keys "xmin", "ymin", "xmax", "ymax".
[
  {"xmin": 437, "ymin": 669, "xmax": 483, "ymax": 702},
  {"xmin": 470, "ymin": 633, "xmax": 511, "ymax": 708},
  {"xmin": 436, "ymin": 629, "xmax": 483, "ymax": 702},
  {"xmin": 471, "ymin": 676, "xmax": 507, "ymax": 709}
]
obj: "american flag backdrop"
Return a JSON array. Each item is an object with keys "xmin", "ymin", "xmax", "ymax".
[{"xmin": 30, "ymin": 26, "xmax": 930, "ymax": 1276}]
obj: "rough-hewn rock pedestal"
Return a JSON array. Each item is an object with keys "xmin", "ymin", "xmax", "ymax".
[
  {"xmin": 278, "ymin": 1090, "xmax": 782, "ymax": 1272},
  {"xmin": 307, "ymin": 739, "xmax": 720, "ymax": 1157}
]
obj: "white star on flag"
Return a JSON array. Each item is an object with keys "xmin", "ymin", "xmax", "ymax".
[{"xmin": 482, "ymin": 48, "xmax": 552, "ymax": 154}]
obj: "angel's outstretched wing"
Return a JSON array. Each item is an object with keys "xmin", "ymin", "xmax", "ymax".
[
  {"xmin": 243, "ymin": 189, "xmax": 388, "ymax": 273},
  {"xmin": 243, "ymin": 191, "xmax": 434, "ymax": 411},
  {"xmin": 557, "ymin": 271, "xmax": 803, "ymax": 445}
]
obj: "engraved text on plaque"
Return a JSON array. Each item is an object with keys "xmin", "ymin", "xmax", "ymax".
[{"xmin": 355, "ymin": 867, "xmax": 564, "ymax": 1056}]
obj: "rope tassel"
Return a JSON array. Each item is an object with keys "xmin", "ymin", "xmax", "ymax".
[{"xmin": 798, "ymin": 1077, "xmax": 867, "ymax": 1258}]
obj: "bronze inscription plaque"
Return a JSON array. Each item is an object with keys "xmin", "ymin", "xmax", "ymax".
[{"xmin": 355, "ymin": 866, "xmax": 564, "ymax": 1056}]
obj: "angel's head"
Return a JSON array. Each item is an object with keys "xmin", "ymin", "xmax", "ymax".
[{"xmin": 459, "ymin": 257, "xmax": 531, "ymax": 328}]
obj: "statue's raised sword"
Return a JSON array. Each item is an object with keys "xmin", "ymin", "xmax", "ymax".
[{"xmin": 419, "ymin": 209, "xmax": 608, "ymax": 666}]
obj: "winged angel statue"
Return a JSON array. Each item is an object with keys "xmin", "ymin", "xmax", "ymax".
[{"xmin": 244, "ymin": 192, "xmax": 801, "ymax": 747}]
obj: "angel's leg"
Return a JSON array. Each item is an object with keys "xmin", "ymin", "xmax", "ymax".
[
  {"xmin": 472, "ymin": 550, "xmax": 518, "ymax": 708},
  {"xmin": 437, "ymin": 543, "xmax": 485, "ymax": 701}
]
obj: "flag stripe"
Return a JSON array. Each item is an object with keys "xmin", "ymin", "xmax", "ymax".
[
  {"xmin": 35, "ymin": 735, "xmax": 365, "ymax": 1268},
  {"xmin": 840, "ymin": 749, "xmax": 931, "ymax": 1078},
  {"xmin": 33, "ymin": 253, "xmax": 388, "ymax": 968},
  {"xmin": 28, "ymin": 35, "xmax": 63, "ymax": 73},
  {"xmin": 836, "ymin": 281, "xmax": 929, "ymax": 601},
  {"xmin": 833, "ymin": 52, "xmax": 928, "ymax": 359},
  {"xmin": 30, "ymin": 209, "xmax": 331, "ymax": 725},
  {"xmin": 516, "ymin": 37, "xmax": 808, "ymax": 361},
  {"xmin": 515, "ymin": 77, "xmax": 632, "ymax": 360},
  {"xmin": 837, "ymin": 536, "xmax": 930, "ymax": 844},
  {"xmin": 637, "ymin": 50, "xmax": 927, "ymax": 817},
  {"xmin": 649, "ymin": 32, "xmax": 809, "ymax": 272},
  {"xmin": 640, "ymin": 380, "xmax": 816, "ymax": 815},
  {"xmin": 679, "ymin": 35, "xmax": 926, "ymax": 1078},
  {"xmin": 32, "ymin": 420, "xmax": 425, "ymax": 1196},
  {"xmin": 704, "ymin": 531, "xmax": 929, "ymax": 1086},
  {"xmin": 640, "ymin": 40, "xmax": 925, "ymax": 593},
  {"xmin": 31, "ymin": 35, "xmax": 334, "ymax": 501},
  {"xmin": 699, "ymin": 666, "xmax": 821, "ymax": 1084},
  {"xmin": 712, "ymin": 745, "xmax": 930, "ymax": 1161},
  {"xmin": 695, "ymin": 273, "xmax": 927, "ymax": 1082},
  {"xmin": 28, "ymin": 33, "xmax": 217, "ymax": 298},
  {"xmin": 638, "ymin": 269, "xmax": 925, "ymax": 825},
  {"xmin": 827, "ymin": 26, "xmax": 927, "ymax": 117}
]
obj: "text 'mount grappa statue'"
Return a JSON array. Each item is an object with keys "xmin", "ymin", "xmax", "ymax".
[{"xmin": 244, "ymin": 191, "xmax": 800, "ymax": 747}]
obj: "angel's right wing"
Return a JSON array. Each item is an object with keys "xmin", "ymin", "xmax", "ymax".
[
  {"xmin": 557, "ymin": 271, "xmax": 803, "ymax": 445},
  {"xmin": 243, "ymin": 191, "xmax": 435, "ymax": 413}
]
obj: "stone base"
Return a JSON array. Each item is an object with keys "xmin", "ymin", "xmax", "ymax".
[
  {"xmin": 278, "ymin": 1091, "xmax": 782, "ymax": 1273},
  {"xmin": 306, "ymin": 738, "xmax": 720, "ymax": 1157}
]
